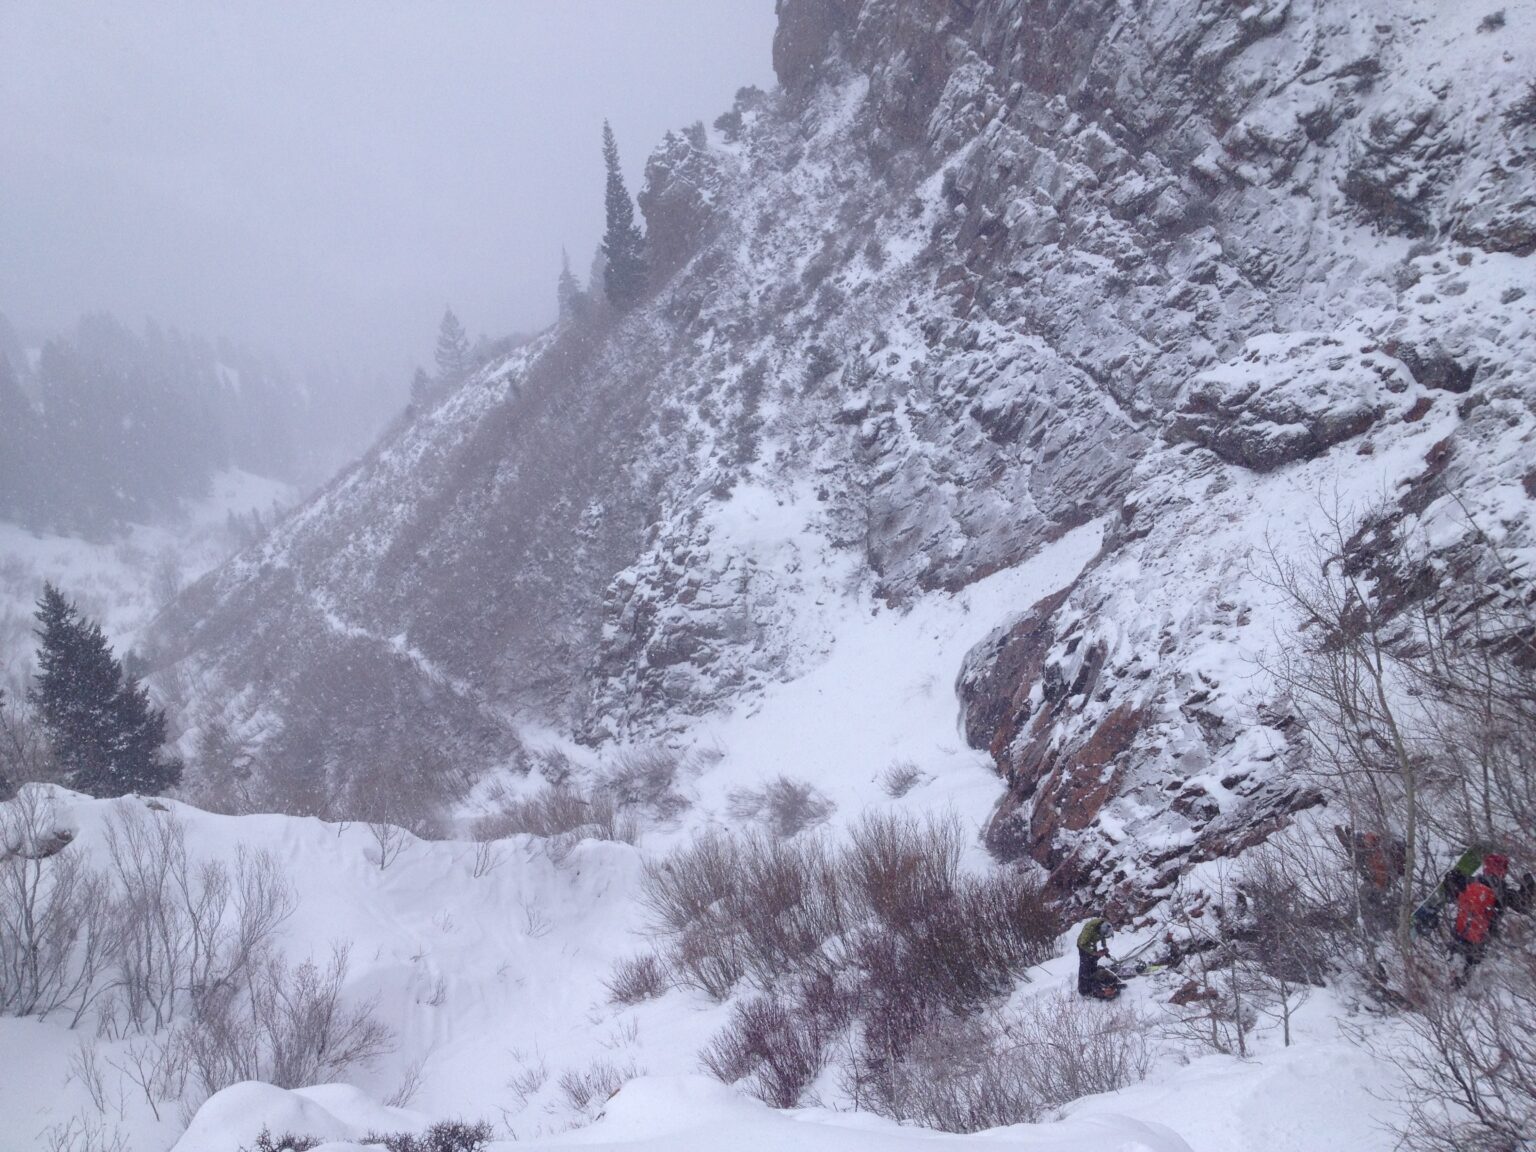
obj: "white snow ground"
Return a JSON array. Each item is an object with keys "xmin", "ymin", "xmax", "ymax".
[{"xmin": 0, "ymin": 521, "xmax": 1415, "ymax": 1152}]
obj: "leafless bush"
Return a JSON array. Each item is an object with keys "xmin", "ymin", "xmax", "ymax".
[
  {"xmin": 843, "ymin": 812, "xmax": 962, "ymax": 926},
  {"xmin": 605, "ymin": 954, "xmax": 667, "ymax": 1005},
  {"xmin": 469, "ymin": 836, "xmax": 503, "ymax": 878},
  {"xmin": 1006, "ymin": 992, "xmax": 1154, "ymax": 1106},
  {"xmin": 1232, "ymin": 836, "xmax": 1343, "ymax": 1044},
  {"xmin": 557, "ymin": 1058, "xmax": 637, "ymax": 1117},
  {"xmin": 727, "ymin": 775, "xmax": 834, "ymax": 838},
  {"xmin": 385, "ymin": 1055, "xmax": 428, "ymax": 1108},
  {"xmin": 854, "ymin": 995, "xmax": 1155, "ymax": 1130},
  {"xmin": 640, "ymin": 831, "xmax": 738, "ymax": 936},
  {"xmin": 107, "ymin": 1034, "xmax": 187, "ymax": 1122},
  {"xmin": 365, "ymin": 1120, "xmax": 495, "ymax": 1152},
  {"xmin": 103, "ymin": 807, "xmax": 294, "ymax": 1037},
  {"xmin": 731, "ymin": 833, "xmax": 844, "ymax": 986},
  {"xmin": 367, "ymin": 821, "xmax": 410, "ymax": 871},
  {"xmin": 700, "ymin": 995, "xmax": 830, "ymax": 1108},
  {"xmin": 0, "ymin": 789, "xmax": 119, "ymax": 1024},
  {"xmin": 647, "ymin": 816, "xmax": 1061, "ymax": 1121},
  {"xmin": 476, "ymin": 784, "xmax": 637, "ymax": 860},
  {"xmin": 881, "ymin": 761, "xmax": 924, "ymax": 798},
  {"xmin": 506, "ymin": 1055, "xmax": 548, "ymax": 1108},
  {"xmin": 0, "ymin": 693, "xmax": 60, "ymax": 793},
  {"xmin": 69, "ymin": 1039, "xmax": 113, "ymax": 1115},
  {"xmin": 1385, "ymin": 942, "xmax": 1536, "ymax": 1152},
  {"xmin": 599, "ymin": 747, "xmax": 689, "ymax": 820},
  {"xmin": 39, "ymin": 1114, "xmax": 131, "ymax": 1152},
  {"xmin": 668, "ymin": 919, "xmax": 746, "ymax": 1000},
  {"xmin": 176, "ymin": 942, "xmax": 392, "ymax": 1097},
  {"xmin": 851, "ymin": 994, "xmax": 1152, "ymax": 1132}
]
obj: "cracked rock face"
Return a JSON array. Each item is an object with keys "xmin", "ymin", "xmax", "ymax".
[{"xmin": 154, "ymin": 0, "xmax": 1536, "ymax": 902}]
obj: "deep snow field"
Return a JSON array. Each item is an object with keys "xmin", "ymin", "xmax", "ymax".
[{"xmin": 1, "ymin": 513, "xmax": 1422, "ymax": 1152}]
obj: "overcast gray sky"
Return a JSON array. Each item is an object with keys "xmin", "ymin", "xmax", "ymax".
[{"xmin": 0, "ymin": 0, "xmax": 777, "ymax": 383}]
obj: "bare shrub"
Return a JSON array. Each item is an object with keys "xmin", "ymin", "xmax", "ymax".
[
  {"xmin": 843, "ymin": 811, "xmax": 962, "ymax": 926},
  {"xmin": 599, "ymin": 747, "xmax": 689, "ymax": 820},
  {"xmin": 506, "ymin": 1055, "xmax": 548, "ymax": 1108},
  {"xmin": 1006, "ymin": 992, "xmax": 1154, "ymax": 1107},
  {"xmin": 477, "ymin": 784, "xmax": 637, "ymax": 860},
  {"xmin": 605, "ymin": 954, "xmax": 667, "ymax": 1005},
  {"xmin": 367, "ymin": 821, "xmax": 410, "ymax": 871},
  {"xmin": 0, "ymin": 789, "xmax": 119, "ymax": 1024},
  {"xmin": 728, "ymin": 775, "xmax": 834, "ymax": 838},
  {"xmin": 104, "ymin": 807, "xmax": 294, "ymax": 1037},
  {"xmin": 176, "ymin": 942, "xmax": 392, "ymax": 1096},
  {"xmin": 1233, "ymin": 835, "xmax": 1342, "ymax": 1045},
  {"xmin": 668, "ymin": 919, "xmax": 745, "ymax": 1000},
  {"xmin": 469, "ymin": 836, "xmax": 503, "ymax": 878},
  {"xmin": 0, "ymin": 693, "xmax": 60, "ymax": 793},
  {"xmin": 358, "ymin": 1120, "xmax": 494, "ymax": 1152},
  {"xmin": 646, "ymin": 816, "xmax": 1061, "ymax": 1125},
  {"xmin": 40, "ymin": 1114, "xmax": 132, "ymax": 1152},
  {"xmin": 1384, "ymin": 944, "xmax": 1536, "ymax": 1152},
  {"xmin": 852, "ymin": 995, "xmax": 1152, "ymax": 1132},
  {"xmin": 557, "ymin": 1058, "xmax": 637, "ymax": 1117},
  {"xmin": 640, "ymin": 831, "xmax": 738, "ymax": 936},
  {"xmin": 881, "ymin": 761, "xmax": 924, "ymax": 798},
  {"xmin": 700, "ymin": 995, "xmax": 830, "ymax": 1108},
  {"xmin": 107, "ymin": 1034, "xmax": 186, "ymax": 1122},
  {"xmin": 240, "ymin": 1129, "xmax": 321, "ymax": 1152},
  {"xmin": 731, "ymin": 833, "xmax": 844, "ymax": 986}
]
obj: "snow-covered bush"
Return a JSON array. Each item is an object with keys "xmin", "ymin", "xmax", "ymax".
[
  {"xmin": 0, "ymin": 789, "xmax": 115, "ymax": 1024},
  {"xmin": 557, "ymin": 1058, "xmax": 637, "ymax": 1119},
  {"xmin": 102, "ymin": 805, "xmax": 294, "ymax": 1036},
  {"xmin": 475, "ymin": 783, "xmax": 637, "ymax": 862},
  {"xmin": 357, "ymin": 1120, "xmax": 494, "ymax": 1152},
  {"xmin": 849, "ymin": 995, "xmax": 1153, "ymax": 1132},
  {"xmin": 176, "ymin": 943, "xmax": 392, "ymax": 1096},
  {"xmin": 604, "ymin": 954, "xmax": 667, "ymax": 1005},
  {"xmin": 701, "ymin": 994, "xmax": 834, "ymax": 1108},
  {"xmin": 637, "ymin": 814, "xmax": 1059, "ymax": 1119},
  {"xmin": 726, "ymin": 775, "xmax": 834, "ymax": 839},
  {"xmin": 1, "ymin": 792, "xmax": 393, "ymax": 1126}
]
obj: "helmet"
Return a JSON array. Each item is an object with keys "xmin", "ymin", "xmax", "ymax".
[
  {"xmin": 1484, "ymin": 853, "xmax": 1510, "ymax": 878},
  {"xmin": 1100, "ymin": 920, "xmax": 1114, "ymax": 937}
]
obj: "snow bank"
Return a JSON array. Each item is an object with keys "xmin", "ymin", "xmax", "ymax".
[{"xmin": 175, "ymin": 1075, "xmax": 1191, "ymax": 1152}]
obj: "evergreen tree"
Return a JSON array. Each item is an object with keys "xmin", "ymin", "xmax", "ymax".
[
  {"xmin": 28, "ymin": 582, "xmax": 181, "ymax": 797},
  {"xmin": 601, "ymin": 122, "xmax": 648, "ymax": 311},
  {"xmin": 557, "ymin": 247, "xmax": 587, "ymax": 322},
  {"xmin": 410, "ymin": 366, "xmax": 432, "ymax": 405},
  {"xmin": 435, "ymin": 308, "xmax": 470, "ymax": 379}
]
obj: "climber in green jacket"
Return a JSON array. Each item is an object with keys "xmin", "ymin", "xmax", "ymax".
[{"xmin": 1077, "ymin": 916, "xmax": 1122, "ymax": 1000}]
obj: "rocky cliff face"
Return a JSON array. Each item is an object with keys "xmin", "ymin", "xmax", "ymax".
[{"xmin": 153, "ymin": 0, "xmax": 1536, "ymax": 902}]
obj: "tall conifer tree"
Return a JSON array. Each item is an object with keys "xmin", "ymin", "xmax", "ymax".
[
  {"xmin": 601, "ymin": 122, "xmax": 647, "ymax": 311},
  {"xmin": 557, "ymin": 247, "xmax": 586, "ymax": 322},
  {"xmin": 434, "ymin": 308, "xmax": 470, "ymax": 379},
  {"xmin": 29, "ymin": 582, "xmax": 181, "ymax": 797}
]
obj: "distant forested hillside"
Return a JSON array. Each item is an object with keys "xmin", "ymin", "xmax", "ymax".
[{"xmin": 0, "ymin": 311, "xmax": 378, "ymax": 532}]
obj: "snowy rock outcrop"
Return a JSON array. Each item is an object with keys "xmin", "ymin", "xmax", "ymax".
[{"xmin": 154, "ymin": 0, "xmax": 1536, "ymax": 905}]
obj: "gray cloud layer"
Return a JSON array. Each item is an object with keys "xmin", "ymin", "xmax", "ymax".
[{"xmin": 1, "ymin": 0, "xmax": 777, "ymax": 384}]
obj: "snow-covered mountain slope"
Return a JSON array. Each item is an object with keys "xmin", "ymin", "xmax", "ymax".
[{"xmin": 150, "ymin": 0, "xmax": 1536, "ymax": 905}]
